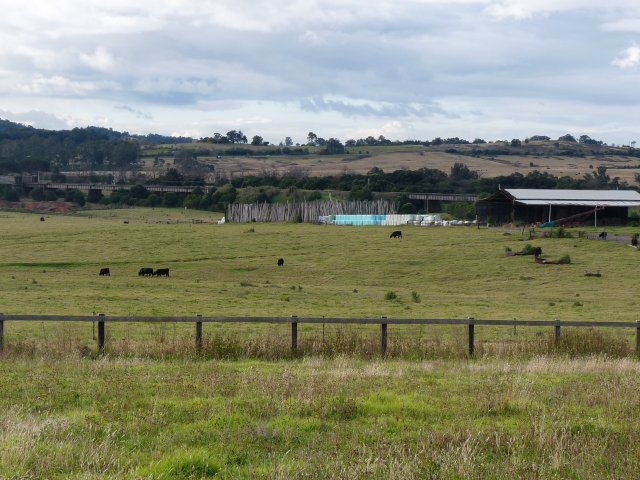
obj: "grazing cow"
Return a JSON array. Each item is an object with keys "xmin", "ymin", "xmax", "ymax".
[
  {"xmin": 99, "ymin": 268, "xmax": 110, "ymax": 276},
  {"xmin": 533, "ymin": 247, "xmax": 542, "ymax": 258},
  {"xmin": 40, "ymin": 217, "xmax": 45, "ymax": 222},
  {"xmin": 277, "ymin": 258, "xmax": 284, "ymax": 267},
  {"xmin": 598, "ymin": 231, "xmax": 608, "ymax": 240},
  {"xmin": 138, "ymin": 267, "xmax": 154, "ymax": 277},
  {"xmin": 123, "ymin": 220, "xmax": 129, "ymax": 224},
  {"xmin": 153, "ymin": 268, "xmax": 170, "ymax": 277},
  {"xmin": 390, "ymin": 230, "xmax": 402, "ymax": 239},
  {"xmin": 632, "ymin": 234, "xmax": 638, "ymax": 248}
]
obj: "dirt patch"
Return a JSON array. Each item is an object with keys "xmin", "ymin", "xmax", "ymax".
[{"xmin": 0, "ymin": 200, "xmax": 77, "ymax": 213}]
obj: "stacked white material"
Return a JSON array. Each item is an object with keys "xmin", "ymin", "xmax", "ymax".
[
  {"xmin": 420, "ymin": 214, "xmax": 443, "ymax": 226},
  {"xmin": 383, "ymin": 214, "xmax": 415, "ymax": 226},
  {"xmin": 334, "ymin": 214, "xmax": 386, "ymax": 226}
]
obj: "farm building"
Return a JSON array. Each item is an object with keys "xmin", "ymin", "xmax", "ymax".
[{"xmin": 476, "ymin": 189, "xmax": 640, "ymax": 226}]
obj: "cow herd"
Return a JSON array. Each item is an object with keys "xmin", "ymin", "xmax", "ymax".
[
  {"xmin": 98, "ymin": 267, "xmax": 170, "ymax": 277},
  {"xmin": 96, "ymin": 228, "xmax": 414, "ymax": 278}
]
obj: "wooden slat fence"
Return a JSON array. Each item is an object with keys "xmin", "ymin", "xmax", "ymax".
[
  {"xmin": 1, "ymin": 314, "xmax": 639, "ymax": 356},
  {"xmin": 226, "ymin": 199, "xmax": 397, "ymax": 223}
]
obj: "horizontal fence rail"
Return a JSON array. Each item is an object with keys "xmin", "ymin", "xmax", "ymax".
[{"xmin": 0, "ymin": 314, "xmax": 639, "ymax": 356}]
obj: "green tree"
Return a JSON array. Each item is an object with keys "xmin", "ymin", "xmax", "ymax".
[
  {"xmin": 163, "ymin": 192, "xmax": 182, "ymax": 207},
  {"xmin": 31, "ymin": 188, "xmax": 46, "ymax": 201},
  {"xmin": 558, "ymin": 134, "xmax": 577, "ymax": 142},
  {"xmin": 251, "ymin": 135, "xmax": 264, "ymax": 146},
  {"xmin": 145, "ymin": 194, "xmax": 162, "ymax": 207},
  {"xmin": 306, "ymin": 132, "xmax": 317, "ymax": 146},
  {"xmin": 450, "ymin": 163, "xmax": 478, "ymax": 180},
  {"xmin": 73, "ymin": 190, "xmax": 86, "ymax": 206},
  {"xmin": 130, "ymin": 184, "xmax": 150, "ymax": 199},
  {"xmin": 322, "ymin": 138, "xmax": 345, "ymax": 155}
]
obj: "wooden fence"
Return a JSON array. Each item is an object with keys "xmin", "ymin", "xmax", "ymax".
[
  {"xmin": 1, "ymin": 314, "xmax": 639, "ymax": 356},
  {"xmin": 226, "ymin": 199, "xmax": 397, "ymax": 223}
]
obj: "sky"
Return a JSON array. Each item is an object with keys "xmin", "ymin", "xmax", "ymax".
[{"xmin": 1, "ymin": 0, "xmax": 639, "ymax": 145}]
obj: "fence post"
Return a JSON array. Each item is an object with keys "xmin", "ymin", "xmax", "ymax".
[
  {"xmin": 0, "ymin": 313, "xmax": 4, "ymax": 352},
  {"xmin": 195, "ymin": 314, "xmax": 203, "ymax": 352},
  {"xmin": 554, "ymin": 319, "xmax": 561, "ymax": 344},
  {"xmin": 380, "ymin": 317, "xmax": 388, "ymax": 355},
  {"xmin": 97, "ymin": 314, "xmax": 105, "ymax": 354},
  {"xmin": 291, "ymin": 316, "xmax": 298, "ymax": 355},
  {"xmin": 468, "ymin": 317, "xmax": 475, "ymax": 356},
  {"xmin": 636, "ymin": 320, "xmax": 640, "ymax": 354}
]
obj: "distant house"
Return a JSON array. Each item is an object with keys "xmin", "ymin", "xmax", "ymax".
[{"xmin": 475, "ymin": 189, "xmax": 640, "ymax": 226}]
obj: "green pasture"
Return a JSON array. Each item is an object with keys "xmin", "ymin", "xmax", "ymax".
[
  {"xmin": 1, "ymin": 208, "xmax": 639, "ymax": 355},
  {"xmin": 2, "ymin": 356, "xmax": 640, "ymax": 478},
  {"xmin": 0, "ymin": 208, "xmax": 637, "ymax": 321},
  {"xmin": 2, "ymin": 208, "xmax": 640, "ymax": 478}
]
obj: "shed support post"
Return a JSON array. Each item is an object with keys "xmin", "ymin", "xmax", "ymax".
[
  {"xmin": 97, "ymin": 314, "xmax": 105, "ymax": 354},
  {"xmin": 0, "ymin": 313, "xmax": 4, "ymax": 352},
  {"xmin": 195, "ymin": 314, "xmax": 203, "ymax": 352},
  {"xmin": 636, "ymin": 321, "xmax": 640, "ymax": 354},
  {"xmin": 555, "ymin": 319, "xmax": 561, "ymax": 344},
  {"xmin": 468, "ymin": 318, "xmax": 475, "ymax": 356}
]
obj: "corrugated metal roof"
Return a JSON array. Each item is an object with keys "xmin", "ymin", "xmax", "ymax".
[
  {"xmin": 517, "ymin": 200, "xmax": 640, "ymax": 207},
  {"xmin": 504, "ymin": 189, "xmax": 640, "ymax": 202}
]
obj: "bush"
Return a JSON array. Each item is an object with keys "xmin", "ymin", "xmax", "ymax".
[
  {"xmin": 30, "ymin": 188, "xmax": 46, "ymax": 201},
  {"xmin": 384, "ymin": 291, "xmax": 398, "ymax": 301},
  {"xmin": 2, "ymin": 188, "xmax": 19, "ymax": 201},
  {"xmin": 400, "ymin": 202, "xmax": 417, "ymax": 214},
  {"xmin": 73, "ymin": 190, "xmax": 86, "ymax": 206},
  {"xmin": 163, "ymin": 192, "xmax": 182, "ymax": 207},
  {"xmin": 145, "ymin": 194, "xmax": 162, "ymax": 207},
  {"xmin": 558, "ymin": 254, "xmax": 571, "ymax": 264}
]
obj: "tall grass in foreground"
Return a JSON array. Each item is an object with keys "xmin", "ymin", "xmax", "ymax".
[
  {"xmin": 1, "ymin": 328, "xmax": 634, "ymax": 360},
  {"xmin": 2, "ymin": 354, "xmax": 640, "ymax": 478}
]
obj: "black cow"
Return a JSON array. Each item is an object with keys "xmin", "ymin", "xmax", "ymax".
[
  {"xmin": 40, "ymin": 217, "xmax": 45, "ymax": 222},
  {"xmin": 99, "ymin": 268, "xmax": 110, "ymax": 276},
  {"xmin": 138, "ymin": 267, "xmax": 154, "ymax": 277},
  {"xmin": 277, "ymin": 258, "xmax": 284, "ymax": 266},
  {"xmin": 598, "ymin": 231, "xmax": 608, "ymax": 240},
  {"xmin": 153, "ymin": 268, "xmax": 170, "ymax": 277},
  {"xmin": 390, "ymin": 230, "xmax": 402, "ymax": 239},
  {"xmin": 632, "ymin": 234, "xmax": 638, "ymax": 248},
  {"xmin": 533, "ymin": 247, "xmax": 542, "ymax": 258}
]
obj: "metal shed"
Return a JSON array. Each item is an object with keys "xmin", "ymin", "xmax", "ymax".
[{"xmin": 475, "ymin": 188, "xmax": 640, "ymax": 226}]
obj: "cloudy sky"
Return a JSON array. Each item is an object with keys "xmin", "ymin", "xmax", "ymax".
[{"xmin": 1, "ymin": 0, "xmax": 639, "ymax": 144}]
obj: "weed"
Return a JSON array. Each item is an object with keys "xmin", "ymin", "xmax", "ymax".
[
  {"xmin": 411, "ymin": 291, "xmax": 421, "ymax": 303},
  {"xmin": 384, "ymin": 291, "xmax": 398, "ymax": 301}
]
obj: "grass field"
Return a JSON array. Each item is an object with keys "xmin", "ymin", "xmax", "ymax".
[{"xmin": 1, "ymin": 208, "xmax": 640, "ymax": 478}]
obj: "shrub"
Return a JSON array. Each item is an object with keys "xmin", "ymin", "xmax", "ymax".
[
  {"xmin": 73, "ymin": 190, "xmax": 86, "ymax": 206},
  {"xmin": 384, "ymin": 291, "xmax": 398, "ymax": 301},
  {"xmin": 411, "ymin": 291, "xmax": 421, "ymax": 303},
  {"xmin": 558, "ymin": 254, "xmax": 571, "ymax": 264},
  {"xmin": 30, "ymin": 188, "xmax": 46, "ymax": 201}
]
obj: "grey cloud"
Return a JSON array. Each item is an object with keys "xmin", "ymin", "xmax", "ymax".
[
  {"xmin": 0, "ymin": 109, "xmax": 69, "ymax": 130},
  {"xmin": 299, "ymin": 97, "xmax": 456, "ymax": 119},
  {"xmin": 114, "ymin": 105, "xmax": 153, "ymax": 120}
]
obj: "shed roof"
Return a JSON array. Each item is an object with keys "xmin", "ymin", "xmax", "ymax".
[{"xmin": 502, "ymin": 189, "xmax": 640, "ymax": 207}]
